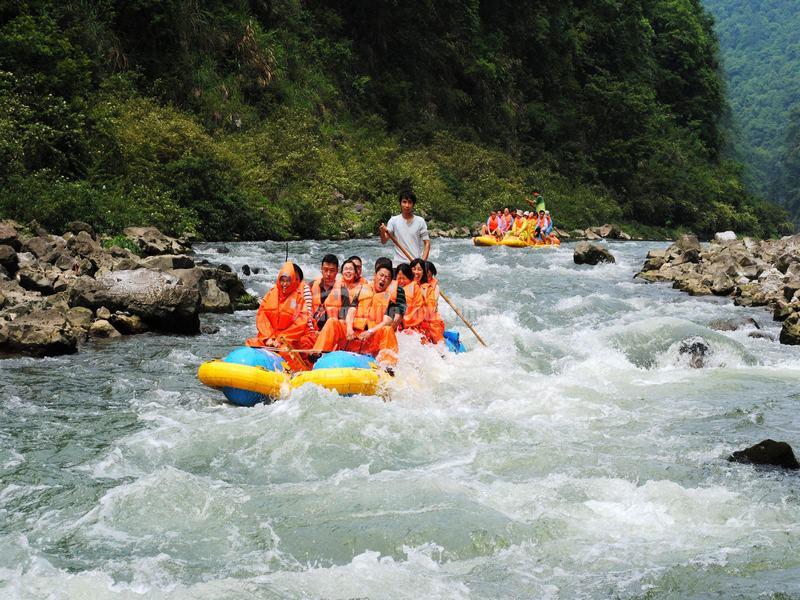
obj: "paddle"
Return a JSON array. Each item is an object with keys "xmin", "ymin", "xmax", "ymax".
[{"xmin": 382, "ymin": 227, "xmax": 488, "ymax": 347}]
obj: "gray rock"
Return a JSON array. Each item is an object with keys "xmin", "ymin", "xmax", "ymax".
[
  {"xmin": 139, "ymin": 254, "xmax": 195, "ymax": 271},
  {"xmin": 678, "ymin": 336, "xmax": 709, "ymax": 368},
  {"xmin": 574, "ymin": 242, "xmax": 615, "ymax": 265},
  {"xmin": 123, "ymin": 227, "xmax": 191, "ymax": 256},
  {"xmin": 96, "ymin": 306, "xmax": 112, "ymax": 320},
  {"xmin": 714, "ymin": 231, "xmax": 736, "ymax": 242},
  {"xmin": 241, "ymin": 264, "xmax": 251, "ymax": 276},
  {"xmin": 729, "ymin": 439, "xmax": 799, "ymax": 470},
  {"xmin": 708, "ymin": 317, "xmax": 760, "ymax": 331},
  {"xmin": 65, "ymin": 221, "xmax": 95, "ymax": 238},
  {"xmin": 110, "ymin": 312, "xmax": 148, "ymax": 334},
  {"xmin": 201, "ymin": 324, "xmax": 221, "ymax": 334},
  {"xmin": 69, "ymin": 269, "xmax": 200, "ymax": 334},
  {"xmin": 66, "ymin": 306, "xmax": 93, "ymax": 331},
  {"xmin": 584, "ymin": 229, "xmax": 601, "ymax": 241},
  {"xmin": 0, "ymin": 245, "xmax": 18, "ymax": 275},
  {"xmin": 0, "ymin": 309, "xmax": 78, "ymax": 356},
  {"xmin": 0, "ymin": 222, "xmax": 21, "ymax": 250},
  {"xmin": 67, "ymin": 231, "xmax": 101, "ymax": 257},
  {"xmin": 16, "ymin": 265, "xmax": 61, "ymax": 296},
  {"xmin": 22, "ymin": 236, "xmax": 59, "ymax": 260},
  {"xmin": 748, "ymin": 331, "xmax": 775, "ymax": 341}
]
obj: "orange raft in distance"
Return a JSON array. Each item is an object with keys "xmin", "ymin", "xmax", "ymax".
[{"xmin": 472, "ymin": 235, "xmax": 560, "ymax": 248}]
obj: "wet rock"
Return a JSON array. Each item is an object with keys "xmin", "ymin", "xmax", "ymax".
[
  {"xmin": 0, "ymin": 245, "xmax": 18, "ymax": 275},
  {"xmin": 748, "ymin": 330, "xmax": 775, "ymax": 341},
  {"xmin": 241, "ymin": 264, "xmax": 251, "ymax": 276},
  {"xmin": 728, "ymin": 439, "xmax": 799, "ymax": 470},
  {"xmin": 217, "ymin": 246, "xmax": 231, "ymax": 254},
  {"xmin": 252, "ymin": 267, "xmax": 260, "ymax": 275},
  {"xmin": 201, "ymin": 324, "xmax": 221, "ymax": 335},
  {"xmin": 779, "ymin": 313, "xmax": 800, "ymax": 345},
  {"xmin": 217, "ymin": 263, "xmax": 232, "ymax": 273},
  {"xmin": 643, "ymin": 249, "xmax": 666, "ymax": 271},
  {"xmin": 200, "ymin": 279, "xmax": 232, "ymax": 313},
  {"xmin": 69, "ymin": 269, "xmax": 200, "ymax": 334},
  {"xmin": 678, "ymin": 336, "xmax": 709, "ymax": 368},
  {"xmin": 0, "ymin": 309, "xmax": 78, "ymax": 356},
  {"xmin": 96, "ymin": 306, "xmax": 112, "ymax": 320},
  {"xmin": 710, "ymin": 274, "xmax": 735, "ymax": 296},
  {"xmin": 89, "ymin": 319, "xmax": 121, "ymax": 338},
  {"xmin": 574, "ymin": 242, "xmax": 615, "ymax": 265},
  {"xmin": 708, "ymin": 317, "xmax": 760, "ymax": 331},
  {"xmin": 123, "ymin": 227, "xmax": 191, "ymax": 256},
  {"xmin": 110, "ymin": 312, "xmax": 148, "ymax": 335}
]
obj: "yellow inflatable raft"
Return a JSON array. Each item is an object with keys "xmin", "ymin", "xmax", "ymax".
[{"xmin": 472, "ymin": 235, "xmax": 560, "ymax": 248}]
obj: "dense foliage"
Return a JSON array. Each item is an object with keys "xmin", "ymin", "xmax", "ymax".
[
  {"xmin": 0, "ymin": 0, "xmax": 790, "ymax": 240},
  {"xmin": 702, "ymin": 0, "xmax": 800, "ymax": 216}
]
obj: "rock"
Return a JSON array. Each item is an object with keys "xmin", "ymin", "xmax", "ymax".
[
  {"xmin": 252, "ymin": 268, "xmax": 260, "ymax": 275},
  {"xmin": 0, "ymin": 309, "xmax": 78, "ymax": 356},
  {"xmin": 618, "ymin": 232, "xmax": 632, "ymax": 241},
  {"xmin": 67, "ymin": 231, "xmax": 101, "ymax": 257},
  {"xmin": 714, "ymin": 231, "xmax": 736, "ymax": 242},
  {"xmin": 65, "ymin": 221, "xmax": 95, "ymax": 238},
  {"xmin": 0, "ymin": 221, "xmax": 21, "ymax": 250},
  {"xmin": 96, "ymin": 306, "xmax": 112, "ymax": 320},
  {"xmin": 16, "ymin": 265, "xmax": 62, "ymax": 296},
  {"xmin": 673, "ymin": 234, "xmax": 701, "ymax": 264},
  {"xmin": 241, "ymin": 264, "xmax": 251, "ymax": 276},
  {"xmin": 748, "ymin": 331, "xmax": 775, "ymax": 341},
  {"xmin": 595, "ymin": 224, "xmax": 620, "ymax": 239},
  {"xmin": 678, "ymin": 336, "xmax": 710, "ymax": 368},
  {"xmin": 643, "ymin": 249, "xmax": 666, "ymax": 271},
  {"xmin": 217, "ymin": 246, "xmax": 231, "ymax": 254},
  {"xmin": 139, "ymin": 254, "xmax": 196, "ymax": 271},
  {"xmin": 201, "ymin": 324, "xmax": 221, "ymax": 335},
  {"xmin": 89, "ymin": 319, "xmax": 121, "ymax": 338},
  {"xmin": 708, "ymin": 317, "xmax": 760, "ymax": 331},
  {"xmin": 23, "ymin": 236, "xmax": 59, "ymax": 260},
  {"xmin": 217, "ymin": 264, "xmax": 232, "ymax": 273},
  {"xmin": 779, "ymin": 313, "xmax": 800, "ymax": 345},
  {"xmin": 199, "ymin": 279, "xmax": 232, "ymax": 313},
  {"xmin": 574, "ymin": 242, "xmax": 615, "ymax": 266},
  {"xmin": 65, "ymin": 306, "xmax": 93, "ymax": 331},
  {"xmin": 0, "ymin": 245, "xmax": 18, "ymax": 275},
  {"xmin": 110, "ymin": 312, "xmax": 148, "ymax": 334},
  {"xmin": 728, "ymin": 439, "xmax": 799, "ymax": 470},
  {"xmin": 584, "ymin": 229, "xmax": 601, "ymax": 241},
  {"xmin": 69, "ymin": 269, "xmax": 200, "ymax": 334},
  {"xmin": 123, "ymin": 227, "xmax": 191, "ymax": 256},
  {"xmin": 710, "ymin": 274, "xmax": 735, "ymax": 296},
  {"xmin": 776, "ymin": 252, "xmax": 800, "ymax": 274}
]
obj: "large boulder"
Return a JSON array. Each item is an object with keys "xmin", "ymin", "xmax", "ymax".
[
  {"xmin": 779, "ymin": 312, "xmax": 800, "ymax": 345},
  {"xmin": 0, "ymin": 245, "xmax": 18, "ymax": 275},
  {"xmin": 123, "ymin": 227, "xmax": 190, "ymax": 256},
  {"xmin": 89, "ymin": 319, "xmax": 122, "ymax": 339},
  {"xmin": 0, "ymin": 309, "xmax": 78, "ymax": 356},
  {"xmin": 67, "ymin": 231, "xmax": 102, "ymax": 258},
  {"xmin": 574, "ymin": 242, "xmax": 615, "ymax": 265},
  {"xmin": 199, "ymin": 279, "xmax": 232, "ymax": 313},
  {"xmin": 0, "ymin": 221, "xmax": 21, "ymax": 250},
  {"xmin": 65, "ymin": 221, "xmax": 95, "ymax": 238},
  {"xmin": 69, "ymin": 269, "xmax": 200, "ymax": 333},
  {"xmin": 728, "ymin": 439, "xmax": 799, "ymax": 470},
  {"xmin": 714, "ymin": 231, "xmax": 736, "ymax": 242},
  {"xmin": 16, "ymin": 265, "xmax": 67, "ymax": 296},
  {"xmin": 139, "ymin": 254, "xmax": 195, "ymax": 271}
]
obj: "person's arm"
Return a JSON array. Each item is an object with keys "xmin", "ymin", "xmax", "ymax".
[
  {"xmin": 379, "ymin": 218, "xmax": 392, "ymax": 244},
  {"xmin": 255, "ymin": 292, "xmax": 276, "ymax": 343},
  {"xmin": 419, "ymin": 219, "xmax": 430, "ymax": 260},
  {"xmin": 422, "ymin": 239, "xmax": 431, "ymax": 260}
]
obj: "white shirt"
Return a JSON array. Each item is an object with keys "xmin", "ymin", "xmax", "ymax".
[{"xmin": 386, "ymin": 214, "xmax": 429, "ymax": 264}]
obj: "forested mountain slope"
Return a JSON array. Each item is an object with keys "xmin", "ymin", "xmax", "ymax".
[
  {"xmin": 0, "ymin": 1, "xmax": 788, "ymax": 240},
  {"xmin": 703, "ymin": 0, "xmax": 800, "ymax": 213}
]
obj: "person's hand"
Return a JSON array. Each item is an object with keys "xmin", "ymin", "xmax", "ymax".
[
  {"xmin": 358, "ymin": 329, "xmax": 374, "ymax": 341},
  {"xmin": 346, "ymin": 328, "xmax": 355, "ymax": 341},
  {"xmin": 379, "ymin": 223, "xmax": 388, "ymax": 235},
  {"xmin": 265, "ymin": 338, "xmax": 276, "ymax": 347}
]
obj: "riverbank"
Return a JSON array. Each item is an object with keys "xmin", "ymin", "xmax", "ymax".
[{"xmin": 635, "ymin": 233, "xmax": 800, "ymax": 345}]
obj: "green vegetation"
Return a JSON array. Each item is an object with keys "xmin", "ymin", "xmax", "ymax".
[
  {"xmin": 102, "ymin": 234, "xmax": 140, "ymax": 255},
  {"xmin": 703, "ymin": 0, "xmax": 800, "ymax": 218},
  {"xmin": 0, "ymin": 1, "xmax": 790, "ymax": 240}
]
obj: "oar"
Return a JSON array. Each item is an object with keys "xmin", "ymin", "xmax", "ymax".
[{"xmin": 382, "ymin": 228, "xmax": 488, "ymax": 347}]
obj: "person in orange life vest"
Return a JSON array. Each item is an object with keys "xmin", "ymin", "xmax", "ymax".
[
  {"xmin": 246, "ymin": 261, "xmax": 316, "ymax": 355},
  {"xmin": 481, "ymin": 210, "xmax": 501, "ymax": 236},
  {"xmin": 346, "ymin": 255, "xmax": 369, "ymax": 285},
  {"xmin": 502, "ymin": 207, "xmax": 513, "ymax": 232},
  {"xmin": 311, "ymin": 260, "xmax": 400, "ymax": 365},
  {"xmin": 411, "ymin": 258, "xmax": 445, "ymax": 343},
  {"xmin": 394, "ymin": 263, "xmax": 426, "ymax": 333},
  {"xmin": 310, "ymin": 254, "xmax": 341, "ymax": 330},
  {"xmin": 318, "ymin": 258, "xmax": 363, "ymax": 324}
]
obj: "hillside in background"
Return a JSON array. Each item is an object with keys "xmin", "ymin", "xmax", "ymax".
[
  {"xmin": 0, "ymin": 1, "xmax": 790, "ymax": 240},
  {"xmin": 703, "ymin": 0, "xmax": 800, "ymax": 217}
]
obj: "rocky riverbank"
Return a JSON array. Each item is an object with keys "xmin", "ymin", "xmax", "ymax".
[
  {"xmin": 635, "ymin": 233, "xmax": 800, "ymax": 345},
  {"xmin": 0, "ymin": 221, "xmax": 256, "ymax": 357}
]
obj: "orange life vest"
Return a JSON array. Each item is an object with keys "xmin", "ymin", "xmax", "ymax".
[
  {"xmin": 311, "ymin": 278, "xmax": 344, "ymax": 327},
  {"xmin": 251, "ymin": 262, "xmax": 308, "ymax": 342},
  {"xmin": 401, "ymin": 281, "xmax": 425, "ymax": 329},
  {"xmin": 353, "ymin": 282, "xmax": 395, "ymax": 331}
]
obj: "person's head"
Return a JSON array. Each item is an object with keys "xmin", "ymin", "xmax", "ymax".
[
  {"xmin": 374, "ymin": 256, "xmax": 392, "ymax": 275},
  {"xmin": 320, "ymin": 254, "xmax": 338, "ymax": 287},
  {"xmin": 341, "ymin": 259, "xmax": 357, "ymax": 284},
  {"xmin": 276, "ymin": 261, "xmax": 300, "ymax": 297},
  {"xmin": 399, "ymin": 190, "xmax": 416, "ymax": 216},
  {"xmin": 490, "ymin": 210, "xmax": 496, "ymax": 217},
  {"xmin": 503, "ymin": 207, "xmax": 510, "ymax": 215},
  {"xmin": 538, "ymin": 209, "xmax": 545, "ymax": 219},
  {"xmin": 374, "ymin": 263, "xmax": 393, "ymax": 292},
  {"xmin": 425, "ymin": 261, "xmax": 437, "ymax": 281},
  {"xmin": 346, "ymin": 255, "xmax": 363, "ymax": 279},
  {"xmin": 410, "ymin": 258, "xmax": 427, "ymax": 284},
  {"xmin": 395, "ymin": 263, "xmax": 413, "ymax": 287},
  {"xmin": 533, "ymin": 191, "xmax": 539, "ymax": 198}
]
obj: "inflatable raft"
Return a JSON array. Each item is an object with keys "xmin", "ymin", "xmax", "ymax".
[
  {"xmin": 472, "ymin": 235, "xmax": 560, "ymax": 248},
  {"xmin": 198, "ymin": 330, "xmax": 467, "ymax": 406}
]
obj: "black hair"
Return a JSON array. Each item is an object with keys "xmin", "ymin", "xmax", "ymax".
[
  {"xmin": 374, "ymin": 256, "xmax": 393, "ymax": 275},
  {"xmin": 399, "ymin": 190, "xmax": 417, "ymax": 204},
  {"xmin": 395, "ymin": 263, "xmax": 413, "ymax": 281},
  {"xmin": 409, "ymin": 258, "xmax": 428, "ymax": 284},
  {"xmin": 321, "ymin": 254, "xmax": 339, "ymax": 268},
  {"xmin": 340, "ymin": 259, "xmax": 356, "ymax": 274},
  {"xmin": 293, "ymin": 264, "xmax": 304, "ymax": 281},
  {"xmin": 346, "ymin": 255, "xmax": 362, "ymax": 265},
  {"xmin": 425, "ymin": 261, "xmax": 437, "ymax": 277}
]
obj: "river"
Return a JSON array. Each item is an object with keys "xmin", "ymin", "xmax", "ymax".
[{"xmin": 2, "ymin": 239, "xmax": 799, "ymax": 599}]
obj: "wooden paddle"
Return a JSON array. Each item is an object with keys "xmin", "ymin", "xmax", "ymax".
[{"xmin": 382, "ymin": 228, "xmax": 488, "ymax": 347}]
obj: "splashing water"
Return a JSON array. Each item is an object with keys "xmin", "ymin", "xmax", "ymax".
[{"xmin": 2, "ymin": 239, "xmax": 800, "ymax": 599}]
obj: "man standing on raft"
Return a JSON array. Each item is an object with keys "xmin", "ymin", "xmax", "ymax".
[{"xmin": 379, "ymin": 190, "xmax": 430, "ymax": 262}]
